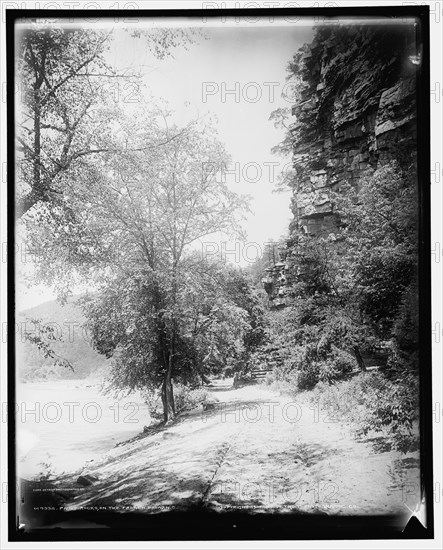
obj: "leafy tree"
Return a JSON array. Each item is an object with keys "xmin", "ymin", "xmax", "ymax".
[
  {"xmin": 333, "ymin": 161, "xmax": 418, "ymax": 349},
  {"xmin": 83, "ymin": 257, "xmax": 259, "ymax": 406},
  {"xmin": 16, "ymin": 24, "xmax": 199, "ymax": 218},
  {"xmin": 26, "ymin": 111, "xmax": 249, "ymax": 421},
  {"xmin": 286, "ymin": 162, "xmax": 417, "ymax": 379}
]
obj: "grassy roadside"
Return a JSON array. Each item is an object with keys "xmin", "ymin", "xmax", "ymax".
[{"xmin": 263, "ymin": 370, "xmax": 420, "ymax": 454}]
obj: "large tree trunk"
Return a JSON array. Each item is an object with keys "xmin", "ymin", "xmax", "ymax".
[
  {"xmin": 353, "ymin": 346, "xmax": 367, "ymax": 372},
  {"xmin": 161, "ymin": 354, "xmax": 175, "ymax": 423}
]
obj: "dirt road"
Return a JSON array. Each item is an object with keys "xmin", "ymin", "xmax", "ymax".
[{"xmin": 60, "ymin": 380, "xmax": 420, "ymax": 517}]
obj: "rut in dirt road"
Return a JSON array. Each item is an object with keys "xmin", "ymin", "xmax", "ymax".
[{"xmin": 62, "ymin": 382, "xmax": 420, "ymax": 516}]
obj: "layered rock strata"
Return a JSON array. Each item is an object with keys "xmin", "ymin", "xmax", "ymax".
[{"xmin": 264, "ymin": 23, "xmax": 420, "ymax": 306}]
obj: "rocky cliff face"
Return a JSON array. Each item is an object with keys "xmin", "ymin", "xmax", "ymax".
[{"xmin": 264, "ymin": 23, "xmax": 420, "ymax": 306}]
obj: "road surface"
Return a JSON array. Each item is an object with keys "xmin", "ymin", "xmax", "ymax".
[{"xmin": 56, "ymin": 380, "xmax": 420, "ymax": 517}]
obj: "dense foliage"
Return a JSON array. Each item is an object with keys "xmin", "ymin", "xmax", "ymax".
[
  {"xmin": 260, "ymin": 161, "xmax": 419, "ymax": 451},
  {"xmin": 16, "ymin": 25, "xmax": 197, "ymax": 218},
  {"xmin": 309, "ymin": 372, "xmax": 420, "ymax": 453},
  {"xmin": 270, "ymin": 162, "xmax": 416, "ymax": 361},
  {"xmin": 23, "ymin": 86, "xmax": 261, "ymax": 420},
  {"xmin": 81, "ymin": 259, "xmax": 265, "ymax": 399}
]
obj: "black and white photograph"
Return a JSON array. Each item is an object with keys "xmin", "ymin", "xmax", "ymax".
[{"xmin": 4, "ymin": 3, "xmax": 436, "ymax": 544}]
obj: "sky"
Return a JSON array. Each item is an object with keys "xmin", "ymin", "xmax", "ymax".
[
  {"xmin": 18, "ymin": 20, "xmax": 314, "ymax": 309},
  {"xmin": 107, "ymin": 23, "xmax": 314, "ymax": 251}
]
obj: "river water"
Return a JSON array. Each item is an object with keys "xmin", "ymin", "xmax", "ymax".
[{"xmin": 15, "ymin": 379, "xmax": 151, "ymax": 479}]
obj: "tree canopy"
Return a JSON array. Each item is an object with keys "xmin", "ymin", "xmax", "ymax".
[
  {"xmin": 24, "ymin": 104, "xmax": 257, "ymax": 421},
  {"xmin": 16, "ymin": 24, "xmax": 199, "ymax": 218}
]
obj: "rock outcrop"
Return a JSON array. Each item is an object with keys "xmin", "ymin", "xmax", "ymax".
[{"xmin": 265, "ymin": 23, "xmax": 420, "ymax": 307}]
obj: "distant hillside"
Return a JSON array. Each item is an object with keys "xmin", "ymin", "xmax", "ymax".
[{"xmin": 16, "ymin": 295, "xmax": 110, "ymax": 381}]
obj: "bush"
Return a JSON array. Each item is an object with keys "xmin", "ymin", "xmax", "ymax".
[
  {"xmin": 317, "ymin": 361, "xmax": 336, "ymax": 384},
  {"xmin": 296, "ymin": 361, "xmax": 321, "ymax": 390},
  {"xmin": 142, "ymin": 383, "xmax": 210, "ymax": 421},
  {"xmin": 332, "ymin": 348, "xmax": 357, "ymax": 373},
  {"xmin": 173, "ymin": 383, "xmax": 210, "ymax": 413},
  {"xmin": 272, "ymin": 363, "xmax": 294, "ymax": 382},
  {"xmin": 310, "ymin": 372, "xmax": 419, "ymax": 452},
  {"xmin": 283, "ymin": 347, "xmax": 306, "ymax": 372},
  {"xmin": 317, "ymin": 348, "xmax": 356, "ymax": 384},
  {"xmin": 141, "ymin": 387, "xmax": 163, "ymax": 421},
  {"xmin": 267, "ymin": 344, "xmax": 355, "ymax": 392}
]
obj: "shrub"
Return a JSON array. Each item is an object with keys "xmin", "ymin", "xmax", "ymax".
[
  {"xmin": 317, "ymin": 361, "xmax": 337, "ymax": 384},
  {"xmin": 142, "ymin": 383, "xmax": 210, "ymax": 421},
  {"xmin": 271, "ymin": 345, "xmax": 325, "ymax": 390},
  {"xmin": 283, "ymin": 347, "xmax": 307, "ymax": 372},
  {"xmin": 268, "ymin": 344, "xmax": 355, "ymax": 392},
  {"xmin": 316, "ymin": 348, "xmax": 357, "ymax": 384},
  {"xmin": 273, "ymin": 363, "xmax": 293, "ymax": 381},
  {"xmin": 309, "ymin": 372, "xmax": 419, "ymax": 452},
  {"xmin": 173, "ymin": 383, "xmax": 210, "ymax": 413},
  {"xmin": 332, "ymin": 348, "xmax": 357, "ymax": 374},
  {"xmin": 141, "ymin": 387, "xmax": 163, "ymax": 421},
  {"xmin": 296, "ymin": 361, "xmax": 321, "ymax": 390}
]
